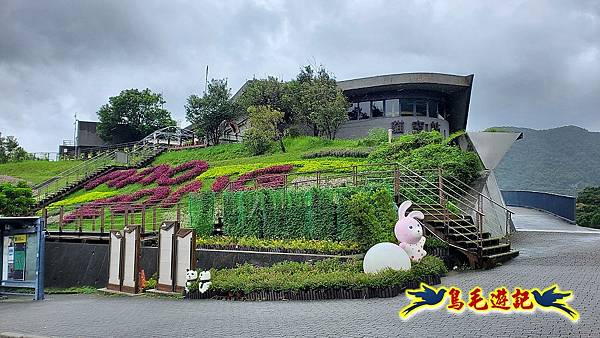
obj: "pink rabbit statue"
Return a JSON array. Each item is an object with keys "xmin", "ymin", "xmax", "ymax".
[{"xmin": 395, "ymin": 200, "xmax": 424, "ymax": 247}]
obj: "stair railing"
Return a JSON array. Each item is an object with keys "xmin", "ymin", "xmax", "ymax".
[{"xmin": 33, "ymin": 139, "xmax": 167, "ymax": 204}]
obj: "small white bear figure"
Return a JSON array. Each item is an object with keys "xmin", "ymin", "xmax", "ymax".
[
  {"xmin": 185, "ymin": 269, "xmax": 198, "ymax": 293},
  {"xmin": 198, "ymin": 270, "xmax": 212, "ymax": 294},
  {"xmin": 402, "ymin": 237, "xmax": 427, "ymax": 263}
]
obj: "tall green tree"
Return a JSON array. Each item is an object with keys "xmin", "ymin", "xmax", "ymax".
[
  {"xmin": 96, "ymin": 88, "xmax": 175, "ymax": 144},
  {"xmin": 0, "ymin": 133, "xmax": 31, "ymax": 163},
  {"xmin": 243, "ymin": 105, "xmax": 285, "ymax": 155},
  {"xmin": 289, "ymin": 65, "xmax": 349, "ymax": 140},
  {"xmin": 185, "ymin": 79, "xmax": 239, "ymax": 145},
  {"xmin": 237, "ymin": 77, "xmax": 295, "ymax": 151}
]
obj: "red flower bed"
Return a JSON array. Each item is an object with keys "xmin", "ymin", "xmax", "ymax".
[
  {"xmin": 211, "ymin": 175, "xmax": 230, "ymax": 192},
  {"xmin": 230, "ymin": 165, "xmax": 293, "ymax": 191},
  {"xmin": 157, "ymin": 160, "xmax": 209, "ymax": 186},
  {"xmin": 161, "ymin": 180, "xmax": 202, "ymax": 207}
]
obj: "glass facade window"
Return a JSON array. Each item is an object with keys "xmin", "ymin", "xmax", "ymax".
[
  {"xmin": 415, "ymin": 101, "xmax": 427, "ymax": 116},
  {"xmin": 371, "ymin": 100, "xmax": 384, "ymax": 118},
  {"xmin": 359, "ymin": 101, "xmax": 370, "ymax": 119},
  {"xmin": 385, "ymin": 99, "xmax": 400, "ymax": 117},
  {"xmin": 401, "ymin": 100, "xmax": 414, "ymax": 116},
  {"xmin": 428, "ymin": 101, "xmax": 437, "ymax": 118},
  {"xmin": 348, "ymin": 103, "xmax": 358, "ymax": 120}
]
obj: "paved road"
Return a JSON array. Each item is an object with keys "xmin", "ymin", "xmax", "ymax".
[{"xmin": 2, "ymin": 209, "xmax": 599, "ymax": 337}]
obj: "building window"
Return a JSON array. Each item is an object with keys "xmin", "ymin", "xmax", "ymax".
[
  {"xmin": 428, "ymin": 101, "xmax": 438, "ymax": 118},
  {"xmin": 371, "ymin": 100, "xmax": 384, "ymax": 118},
  {"xmin": 359, "ymin": 101, "xmax": 371, "ymax": 119},
  {"xmin": 401, "ymin": 100, "xmax": 414, "ymax": 116},
  {"xmin": 415, "ymin": 101, "xmax": 427, "ymax": 117},
  {"xmin": 348, "ymin": 103, "xmax": 358, "ymax": 120},
  {"xmin": 385, "ymin": 99, "xmax": 400, "ymax": 117}
]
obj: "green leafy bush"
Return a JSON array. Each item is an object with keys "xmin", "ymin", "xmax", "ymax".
[
  {"xmin": 302, "ymin": 149, "xmax": 370, "ymax": 159},
  {"xmin": 196, "ymin": 236, "xmax": 360, "ymax": 255},
  {"xmin": 368, "ymin": 131, "xmax": 445, "ymax": 162},
  {"xmin": 357, "ymin": 128, "xmax": 389, "ymax": 147},
  {"xmin": 188, "ymin": 256, "xmax": 447, "ymax": 293},
  {"xmin": 576, "ymin": 186, "xmax": 600, "ymax": 229},
  {"xmin": 0, "ymin": 181, "xmax": 35, "ymax": 216},
  {"xmin": 191, "ymin": 186, "xmax": 396, "ymax": 249},
  {"xmin": 189, "ymin": 192, "xmax": 216, "ymax": 236}
]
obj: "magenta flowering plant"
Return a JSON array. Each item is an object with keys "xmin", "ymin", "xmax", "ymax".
[
  {"xmin": 230, "ymin": 164, "xmax": 293, "ymax": 191},
  {"xmin": 139, "ymin": 164, "xmax": 171, "ymax": 185},
  {"xmin": 109, "ymin": 186, "xmax": 172, "ymax": 213},
  {"xmin": 157, "ymin": 160, "xmax": 209, "ymax": 186},
  {"xmin": 105, "ymin": 169, "xmax": 137, "ymax": 188},
  {"xmin": 161, "ymin": 180, "xmax": 202, "ymax": 206},
  {"xmin": 85, "ymin": 169, "xmax": 134, "ymax": 190},
  {"xmin": 211, "ymin": 175, "xmax": 230, "ymax": 192}
]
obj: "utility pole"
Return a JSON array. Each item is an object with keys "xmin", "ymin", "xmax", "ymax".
[
  {"xmin": 73, "ymin": 113, "xmax": 78, "ymax": 158},
  {"xmin": 204, "ymin": 65, "xmax": 209, "ymax": 95}
]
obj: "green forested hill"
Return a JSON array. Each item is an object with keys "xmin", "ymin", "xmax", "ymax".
[{"xmin": 494, "ymin": 125, "xmax": 600, "ymax": 196}]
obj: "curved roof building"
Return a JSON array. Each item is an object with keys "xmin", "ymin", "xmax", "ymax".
[{"xmin": 337, "ymin": 72, "xmax": 473, "ymax": 138}]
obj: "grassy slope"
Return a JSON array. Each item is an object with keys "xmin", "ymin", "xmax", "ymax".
[
  {"xmin": 59, "ymin": 136, "xmax": 366, "ymax": 200},
  {"xmin": 0, "ymin": 160, "xmax": 82, "ymax": 185},
  {"xmin": 45, "ymin": 136, "xmax": 372, "ymax": 230}
]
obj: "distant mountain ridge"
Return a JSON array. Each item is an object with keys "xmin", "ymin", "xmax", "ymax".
[{"xmin": 492, "ymin": 125, "xmax": 600, "ymax": 196}]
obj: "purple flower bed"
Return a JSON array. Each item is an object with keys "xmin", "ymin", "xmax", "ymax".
[
  {"xmin": 110, "ymin": 186, "xmax": 172, "ymax": 213},
  {"xmin": 157, "ymin": 160, "xmax": 209, "ymax": 186},
  {"xmin": 230, "ymin": 164, "xmax": 293, "ymax": 191},
  {"xmin": 105, "ymin": 169, "xmax": 137, "ymax": 188},
  {"xmin": 85, "ymin": 170, "xmax": 133, "ymax": 190},
  {"xmin": 139, "ymin": 164, "xmax": 171, "ymax": 185},
  {"xmin": 211, "ymin": 175, "xmax": 230, "ymax": 192},
  {"xmin": 161, "ymin": 180, "xmax": 202, "ymax": 206}
]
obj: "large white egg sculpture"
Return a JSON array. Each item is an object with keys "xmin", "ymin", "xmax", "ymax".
[{"xmin": 363, "ymin": 242, "xmax": 412, "ymax": 273}]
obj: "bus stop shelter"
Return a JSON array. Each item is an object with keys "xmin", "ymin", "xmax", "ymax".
[{"xmin": 0, "ymin": 217, "xmax": 45, "ymax": 300}]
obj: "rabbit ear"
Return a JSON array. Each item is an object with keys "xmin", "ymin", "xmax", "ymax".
[
  {"xmin": 398, "ymin": 201, "xmax": 412, "ymax": 218},
  {"xmin": 407, "ymin": 210, "xmax": 424, "ymax": 220}
]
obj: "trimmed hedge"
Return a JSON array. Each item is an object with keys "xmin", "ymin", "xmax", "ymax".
[
  {"xmin": 189, "ymin": 186, "xmax": 397, "ymax": 250},
  {"xmin": 187, "ymin": 256, "xmax": 447, "ymax": 294}
]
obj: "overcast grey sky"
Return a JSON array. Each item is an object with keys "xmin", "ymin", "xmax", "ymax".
[{"xmin": 1, "ymin": 0, "xmax": 599, "ymax": 152}]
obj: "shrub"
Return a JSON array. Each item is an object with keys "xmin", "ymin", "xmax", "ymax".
[
  {"xmin": 357, "ymin": 128, "xmax": 389, "ymax": 147},
  {"xmin": 196, "ymin": 236, "xmax": 360, "ymax": 255},
  {"xmin": 189, "ymin": 191, "xmax": 216, "ymax": 236},
  {"xmin": 302, "ymin": 149, "xmax": 370, "ymax": 159},
  {"xmin": 188, "ymin": 256, "xmax": 447, "ymax": 293},
  {"xmin": 0, "ymin": 181, "xmax": 35, "ymax": 216},
  {"xmin": 576, "ymin": 186, "xmax": 600, "ymax": 229},
  {"xmin": 368, "ymin": 131, "xmax": 445, "ymax": 162}
]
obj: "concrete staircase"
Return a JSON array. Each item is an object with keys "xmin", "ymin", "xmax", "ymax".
[
  {"xmin": 415, "ymin": 204, "xmax": 519, "ymax": 268},
  {"xmin": 33, "ymin": 143, "xmax": 166, "ymax": 210}
]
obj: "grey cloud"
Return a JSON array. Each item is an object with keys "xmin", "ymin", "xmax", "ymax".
[{"xmin": 0, "ymin": 0, "xmax": 599, "ymax": 152}]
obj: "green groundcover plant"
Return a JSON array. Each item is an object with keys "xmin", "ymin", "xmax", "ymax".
[
  {"xmin": 196, "ymin": 236, "xmax": 360, "ymax": 255},
  {"xmin": 187, "ymin": 256, "xmax": 447, "ymax": 293}
]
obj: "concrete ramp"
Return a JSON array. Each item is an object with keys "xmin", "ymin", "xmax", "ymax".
[{"xmin": 511, "ymin": 206, "xmax": 600, "ymax": 234}]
